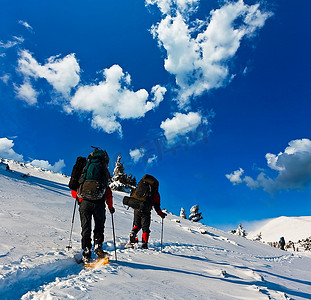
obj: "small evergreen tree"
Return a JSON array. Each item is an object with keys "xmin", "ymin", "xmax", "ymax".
[
  {"xmin": 235, "ymin": 224, "xmax": 247, "ymax": 237},
  {"xmin": 112, "ymin": 156, "xmax": 127, "ymax": 184},
  {"xmin": 180, "ymin": 207, "xmax": 187, "ymax": 219},
  {"xmin": 110, "ymin": 156, "xmax": 137, "ymax": 193},
  {"xmin": 189, "ymin": 204, "xmax": 203, "ymax": 222}
]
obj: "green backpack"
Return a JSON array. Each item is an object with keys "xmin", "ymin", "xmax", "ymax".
[{"xmin": 77, "ymin": 148, "xmax": 110, "ymax": 200}]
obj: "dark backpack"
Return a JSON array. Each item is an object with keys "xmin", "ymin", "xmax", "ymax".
[
  {"xmin": 77, "ymin": 149, "xmax": 110, "ymax": 200},
  {"xmin": 68, "ymin": 156, "xmax": 87, "ymax": 191},
  {"xmin": 123, "ymin": 174, "xmax": 159, "ymax": 211}
]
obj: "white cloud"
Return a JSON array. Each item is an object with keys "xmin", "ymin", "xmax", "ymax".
[
  {"xmin": 130, "ymin": 148, "xmax": 146, "ymax": 163},
  {"xmin": 0, "ymin": 74, "xmax": 10, "ymax": 84},
  {"xmin": 146, "ymin": 0, "xmax": 199, "ymax": 15},
  {"xmin": 30, "ymin": 159, "xmax": 65, "ymax": 173},
  {"xmin": 151, "ymin": 84, "xmax": 167, "ymax": 107},
  {"xmin": 0, "ymin": 138, "xmax": 24, "ymax": 161},
  {"xmin": 14, "ymin": 81, "xmax": 39, "ymax": 105},
  {"xmin": 160, "ymin": 111, "xmax": 202, "ymax": 142},
  {"xmin": 0, "ymin": 36, "xmax": 24, "ymax": 50},
  {"xmin": 14, "ymin": 49, "xmax": 166, "ymax": 135},
  {"xmin": 147, "ymin": 154, "xmax": 158, "ymax": 165},
  {"xmin": 18, "ymin": 20, "xmax": 33, "ymax": 31},
  {"xmin": 70, "ymin": 64, "xmax": 166, "ymax": 135},
  {"xmin": 226, "ymin": 168, "xmax": 244, "ymax": 185},
  {"xmin": 227, "ymin": 139, "xmax": 311, "ymax": 193},
  {"xmin": 17, "ymin": 50, "xmax": 80, "ymax": 97},
  {"xmin": 150, "ymin": 0, "xmax": 271, "ymax": 106}
]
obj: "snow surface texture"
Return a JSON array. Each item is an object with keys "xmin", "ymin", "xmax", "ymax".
[{"xmin": 0, "ymin": 160, "xmax": 311, "ymax": 299}]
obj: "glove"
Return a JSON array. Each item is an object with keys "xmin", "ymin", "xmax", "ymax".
[
  {"xmin": 109, "ymin": 207, "xmax": 115, "ymax": 214},
  {"xmin": 160, "ymin": 211, "xmax": 167, "ymax": 219}
]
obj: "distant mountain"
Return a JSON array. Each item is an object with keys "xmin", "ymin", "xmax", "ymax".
[{"xmin": 248, "ymin": 216, "xmax": 311, "ymax": 243}]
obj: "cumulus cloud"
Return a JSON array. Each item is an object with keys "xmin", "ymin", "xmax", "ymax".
[
  {"xmin": 226, "ymin": 168, "xmax": 244, "ymax": 185},
  {"xmin": 70, "ymin": 64, "xmax": 166, "ymax": 135},
  {"xmin": 30, "ymin": 159, "xmax": 66, "ymax": 173},
  {"xmin": 14, "ymin": 81, "xmax": 39, "ymax": 105},
  {"xmin": 0, "ymin": 138, "xmax": 24, "ymax": 161},
  {"xmin": 160, "ymin": 111, "xmax": 202, "ymax": 143},
  {"xmin": 151, "ymin": 84, "xmax": 167, "ymax": 107},
  {"xmin": 150, "ymin": 0, "xmax": 271, "ymax": 106},
  {"xmin": 227, "ymin": 139, "xmax": 311, "ymax": 193},
  {"xmin": 14, "ymin": 49, "xmax": 166, "ymax": 135},
  {"xmin": 17, "ymin": 50, "xmax": 80, "ymax": 97},
  {"xmin": 130, "ymin": 148, "xmax": 146, "ymax": 163}
]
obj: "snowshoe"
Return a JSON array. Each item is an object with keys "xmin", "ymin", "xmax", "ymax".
[
  {"xmin": 94, "ymin": 244, "xmax": 109, "ymax": 258},
  {"xmin": 84, "ymin": 257, "xmax": 109, "ymax": 269},
  {"xmin": 125, "ymin": 241, "xmax": 138, "ymax": 249}
]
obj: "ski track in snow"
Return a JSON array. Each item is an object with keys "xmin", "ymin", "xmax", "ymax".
[{"xmin": 0, "ymin": 162, "xmax": 311, "ymax": 299}]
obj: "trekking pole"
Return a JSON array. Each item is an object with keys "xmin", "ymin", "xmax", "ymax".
[
  {"xmin": 161, "ymin": 217, "xmax": 164, "ymax": 252},
  {"xmin": 66, "ymin": 199, "xmax": 77, "ymax": 250},
  {"xmin": 111, "ymin": 212, "xmax": 118, "ymax": 262}
]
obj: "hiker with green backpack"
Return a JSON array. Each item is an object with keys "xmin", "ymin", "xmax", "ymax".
[
  {"xmin": 69, "ymin": 148, "xmax": 115, "ymax": 263},
  {"xmin": 123, "ymin": 174, "xmax": 166, "ymax": 249}
]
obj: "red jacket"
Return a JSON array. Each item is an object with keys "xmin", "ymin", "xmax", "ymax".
[
  {"xmin": 151, "ymin": 191, "xmax": 165, "ymax": 217},
  {"xmin": 71, "ymin": 187, "xmax": 113, "ymax": 210}
]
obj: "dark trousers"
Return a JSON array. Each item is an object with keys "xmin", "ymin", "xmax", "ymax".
[
  {"xmin": 79, "ymin": 200, "xmax": 106, "ymax": 250},
  {"xmin": 132, "ymin": 209, "xmax": 151, "ymax": 234}
]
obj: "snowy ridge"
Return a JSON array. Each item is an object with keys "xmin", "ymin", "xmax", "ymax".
[
  {"xmin": 248, "ymin": 216, "xmax": 311, "ymax": 243},
  {"xmin": 0, "ymin": 158, "xmax": 69, "ymax": 184},
  {"xmin": 0, "ymin": 164, "xmax": 311, "ymax": 299}
]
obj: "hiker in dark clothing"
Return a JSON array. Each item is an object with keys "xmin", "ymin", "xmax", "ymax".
[
  {"xmin": 127, "ymin": 174, "xmax": 166, "ymax": 249},
  {"xmin": 279, "ymin": 237, "xmax": 286, "ymax": 250},
  {"xmin": 70, "ymin": 148, "xmax": 115, "ymax": 263}
]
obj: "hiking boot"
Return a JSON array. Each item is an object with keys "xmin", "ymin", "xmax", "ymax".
[
  {"xmin": 82, "ymin": 247, "xmax": 91, "ymax": 263},
  {"xmin": 141, "ymin": 242, "xmax": 148, "ymax": 249},
  {"xmin": 141, "ymin": 232, "xmax": 149, "ymax": 249},
  {"xmin": 94, "ymin": 244, "xmax": 109, "ymax": 258},
  {"xmin": 130, "ymin": 231, "xmax": 138, "ymax": 244}
]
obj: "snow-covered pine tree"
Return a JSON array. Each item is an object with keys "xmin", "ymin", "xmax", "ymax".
[
  {"xmin": 189, "ymin": 204, "xmax": 203, "ymax": 222},
  {"xmin": 112, "ymin": 156, "xmax": 126, "ymax": 183},
  {"xmin": 110, "ymin": 156, "xmax": 136, "ymax": 193},
  {"xmin": 180, "ymin": 207, "xmax": 187, "ymax": 219},
  {"xmin": 235, "ymin": 224, "xmax": 247, "ymax": 237}
]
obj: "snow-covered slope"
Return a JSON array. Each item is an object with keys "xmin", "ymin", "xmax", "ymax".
[
  {"xmin": 0, "ymin": 161, "xmax": 311, "ymax": 299},
  {"xmin": 248, "ymin": 216, "xmax": 311, "ymax": 243}
]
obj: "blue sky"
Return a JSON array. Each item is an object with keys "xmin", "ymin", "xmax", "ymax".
[{"xmin": 1, "ymin": 0, "xmax": 311, "ymax": 230}]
